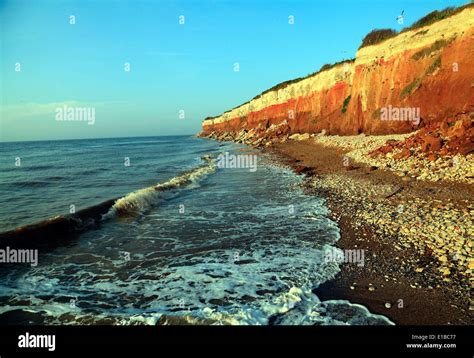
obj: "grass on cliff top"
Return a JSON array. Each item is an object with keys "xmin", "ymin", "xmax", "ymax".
[
  {"xmin": 402, "ymin": 4, "xmax": 472, "ymax": 32},
  {"xmin": 359, "ymin": 29, "xmax": 398, "ymax": 49},
  {"xmin": 256, "ymin": 58, "xmax": 354, "ymax": 98},
  {"xmin": 358, "ymin": 3, "xmax": 473, "ymax": 49}
]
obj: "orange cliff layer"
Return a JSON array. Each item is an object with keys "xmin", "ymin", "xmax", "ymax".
[{"xmin": 199, "ymin": 6, "xmax": 474, "ymax": 156}]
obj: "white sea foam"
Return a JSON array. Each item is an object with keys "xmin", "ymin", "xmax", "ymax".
[
  {"xmin": 104, "ymin": 157, "xmax": 216, "ymax": 217},
  {"xmin": 0, "ymin": 237, "xmax": 392, "ymax": 325}
]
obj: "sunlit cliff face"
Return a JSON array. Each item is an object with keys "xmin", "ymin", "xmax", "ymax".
[{"xmin": 202, "ymin": 7, "xmax": 474, "ymax": 141}]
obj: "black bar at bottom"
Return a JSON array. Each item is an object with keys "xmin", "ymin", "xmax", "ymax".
[{"xmin": 0, "ymin": 325, "xmax": 471, "ymax": 355}]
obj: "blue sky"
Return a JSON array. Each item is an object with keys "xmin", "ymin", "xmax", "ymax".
[{"xmin": 0, "ymin": 0, "xmax": 467, "ymax": 141}]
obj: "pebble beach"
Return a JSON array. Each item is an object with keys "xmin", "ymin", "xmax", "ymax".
[{"xmin": 268, "ymin": 134, "xmax": 473, "ymax": 324}]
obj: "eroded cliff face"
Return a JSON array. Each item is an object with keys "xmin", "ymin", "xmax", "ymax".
[{"xmin": 200, "ymin": 7, "xmax": 474, "ymax": 155}]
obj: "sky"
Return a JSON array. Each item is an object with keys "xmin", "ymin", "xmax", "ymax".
[{"xmin": 0, "ymin": 0, "xmax": 468, "ymax": 142}]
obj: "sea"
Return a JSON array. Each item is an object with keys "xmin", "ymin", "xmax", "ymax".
[{"xmin": 0, "ymin": 136, "xmax": 392, "ymax": 325}]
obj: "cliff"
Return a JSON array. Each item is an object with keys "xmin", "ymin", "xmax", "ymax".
[{"xmin": 199, "ymin": 5, "xmax": 474, "ymax": 156}]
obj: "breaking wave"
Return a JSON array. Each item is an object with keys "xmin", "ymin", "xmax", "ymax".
[
  {"xmin": 104, "ymin": 155, "xmax": 217, "ymax": 217},
  {"xmin": 0, "ymin": 155, "xmax": 218, "ymax": 244}
]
